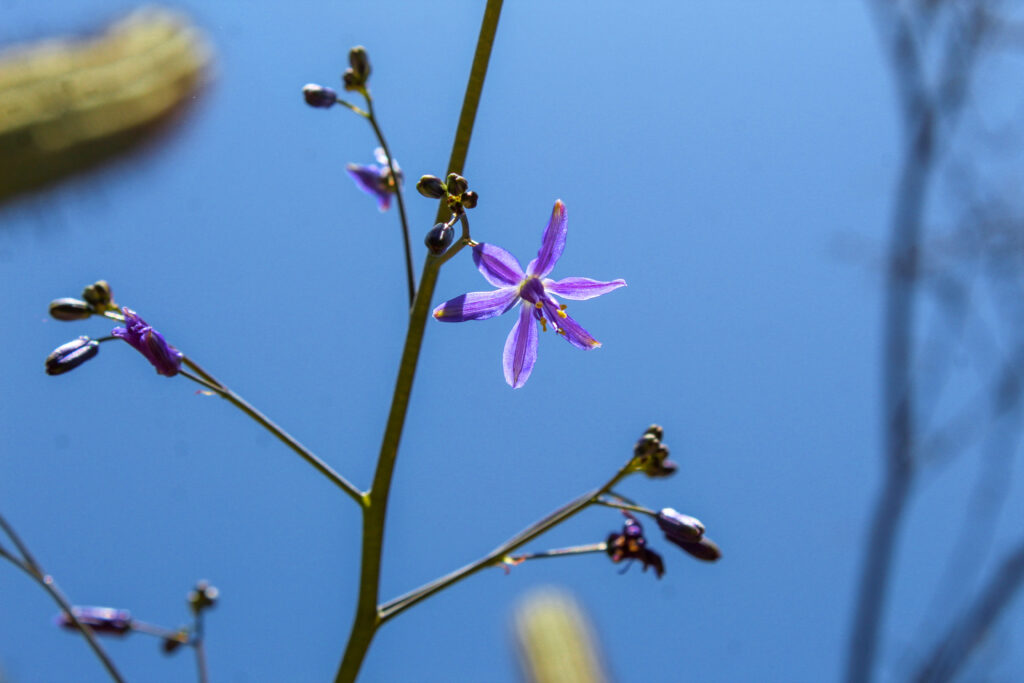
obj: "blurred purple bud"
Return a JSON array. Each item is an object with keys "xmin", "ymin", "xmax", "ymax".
[
  {"xmin": 45, "ymin": 336, "xmax": 99, "ymax": 375},
  {"xmin": 111, "ymin": 308, "xmax": 183, "ymax": 377},
  {"xmin": 656, "ymin": 508, "xmax": 704, "ymax": 543},
  {"xmin": 56, "ymin": 606, "xmax": 132, "ymax": 636},
  {"xmin": 425, "ymin": 223, "xmax": 455, "ymax": 255},
  {"xmin": 162, "ymin": 629, "xmax": 190, "ymax": 655},
  {"xmin": 461, "ymin": 190, "xmax": 479, "ymax": 209},
  {"xmin": 676, "ymin": 536, "xmax": 721, "ymax": 562},
  {"xmin": 303, "ymin": 83, "xmax": 338, "ymax": 108},
  {"xmin": 49, "ymin": 298, "xmax": 93, "ymax": 321}
]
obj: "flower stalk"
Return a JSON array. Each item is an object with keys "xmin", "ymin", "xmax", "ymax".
[{"xmin": 334, "ymin": 2, "xmax": 503, "ymax": 680}]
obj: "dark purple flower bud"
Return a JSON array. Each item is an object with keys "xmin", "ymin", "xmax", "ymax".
[
  {"xmin": 656, "ymin": 508, "xmax": 704, "ymax": 543},
  {"xmin": 82, "ymin": 280, "xmax": 113, "ymax": 310},
  {"xmin": 49, "ymin": 298, "xmax": 93, "ymax": 321},
  {"xmin": 675, "ymin": 536, "xmax": 721, "ymax": 562},
  {"xmin": 446, "ymin": 173, "xmax": 468, "ymax": 196},
  {"xmin": 342, "ymin": 69, "xmax": 360, "ymax": 91},
  {"xmin": 188, "ymin": 579, "xmax": 219, "ymax": 614},
  {"xmin": 348, "ymin": 46, "xmax": 371, "ymax": 81},
  {"xmin": 111, "ymin": 308, "xmax": 183, "ymax": 377},
  {"xmin": 425, "ymin": 223, "xmax": 455, "ymax": 254},
  {"xmin": 461, "ymin": 190, "xmax": 478, "ymax": 209},
  {"xmin": 416, "ymin": 175, "xmax": 447, "ymax": 199},
  {"xmin": 45, "ymin": 336, "xmax": 100, "ymax": 375},
  {"xmin": 56, "ymin": 606, "xmax": 132, "ymax": 636},
  {"xmin": 303, "ymin": 83, "xmax": 338, "ymax": 108},
  {"xmin": 605, "ymin": 512, "xmax": 665, "ymax": 578},
  {"xmin": 645, "ymin": 424, "xmax": 664, "ymax": 442}
]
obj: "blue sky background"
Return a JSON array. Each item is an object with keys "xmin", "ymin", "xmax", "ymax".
[{"xmin": 4, "ymin": 1, "xmax": 1024, "ymax": 681}]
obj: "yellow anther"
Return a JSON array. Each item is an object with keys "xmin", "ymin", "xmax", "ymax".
[
  {"xmin": 559, "ymin": 304, "xmax": 567, "ymax": 310},
  {"xmin": 557, "ymin": 309, "xmax": 567, "ymax": 319},
  {"xmin": 534, "ymin": 301, "xmax": 543, "ymax": 309},
  {"xmin": 556, "ymin": 329, "xmax": 566, "ymax": 336},
  {"xmin": 540, "ymin": 318, "xmax": 548, "ymax": 332}
]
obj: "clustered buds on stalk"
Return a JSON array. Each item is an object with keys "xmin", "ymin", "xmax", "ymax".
[
  {"xmin": 343, "ymin": 46, "xmax": 371, "ymax": 92},
  {"xmin": 415, "ymin": 172, "xmax": 479, "ymax": 215},
  {"xmin": 48, "ymin": 280, "xmax": 117, "ymax": 322},
  {"xmin": 630, "ymin": 424, "xmax": 678, "ymax": 477},
  {"xmin": 188, "ymin": 579, "xmax": 219, "ymax": 615}
]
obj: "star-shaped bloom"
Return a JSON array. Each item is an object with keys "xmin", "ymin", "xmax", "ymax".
[
  {"xmin": 346, "ymin": 147, "xmax": 403, "ymax": 211},
  {"xmin": 111, "ymin": 308, "xmax": 183, "ymax": 377},
  {"xmin": 432, "ymin": 200, "xmax": 625, "ymax": 388}
]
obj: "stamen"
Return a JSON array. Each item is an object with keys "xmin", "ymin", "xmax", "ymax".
[
  {"xmin": 534, "ymin": 301, "xmax": 543, "ymax": 309},
  {"xmin": 540, "ymin": 318, "xmax": 548, "ymax": 332},
  {"xmin": 557, "ymin": 309, "xmax": 567, "ymax": 319}
]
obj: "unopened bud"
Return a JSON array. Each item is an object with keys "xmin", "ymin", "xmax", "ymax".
[
  {"xmin": 49, "ymin": 298, "xmax": 93, "ymax": 321},
  {"xmin": 348, "ymin": 46, "xmax": 371, "ymax": 80},
  {"xmin": 303, "ymin": 83, "xmax": 338, "ymax": 108},
  {"xmin": 425, "ymin": 223, "xmax": 455, "ymax": 254},
  {"xmin": 342, "ymin": 69, "xmax": 360, "ymax": 91},
  {"xmin": 162, "ymin": 631, "xmax": 189, "ymax": 654},
  {"xmin": 676, "ymin": 536, "xmax": 721, "ymax": 562},
  {"xmin": 644, "ymin": 424, "xmax": 664, "ymax": 442},
  {"xmin": 656, "ymin": 508, "xmax": 704, "ymax": 543},
  {"xmin": 188, "ymin": 580, "xmax": 219, "ymax": 614},
  {"xmin": 416, "ymin": 175, "xmax": 447, "ymax": 198},
  {"xmin": 45, "ymin": 337, "xmax": 100, "ymax": 375},
  {"xmin": 461, "ymin": 190, "xmax": 478, "ymax": 209},
  {"xmin": 82, "ymin": 280, "xmax": 113, "ymax": 309},
  {"xmin": 446, "ymin": 173, "xmax": 468, "ymax": 196},
  {"xmin": 56, "ymin": 606, "xmax": 131, "ymax": 636}
]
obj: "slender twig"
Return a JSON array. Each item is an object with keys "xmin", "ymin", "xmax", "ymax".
[
  {"xmin": 505, "ymin": 543, "xmax": 608, "ymax": 564},
  {"xmin": 193, "ymin": 611, "xmax": 209, "ymax": 683},
  {"xmin": 364, "ymin": 95, "xmax": 415, "ymax": 305},
  {"xmin": 334, "ymin": 5, "xmax": 503, "ymax": 679},
  {"xmin": 378, "ymin": 463, "xmax": 633, "ymax": 623},
  {"xmin": 0, "ymin": 513, "xmax": 125, "ymax": 682},
  {"xmin": 593, "ymin": 497, "xmax": 656, "ymax": 517},
  {"xmin": 180, "ymin": 358, "xmax": 366, "ymax": 507}
]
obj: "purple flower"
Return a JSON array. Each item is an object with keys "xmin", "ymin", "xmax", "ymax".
[
  {"xmin": 605, "ymin": 512, "xmax": 664, "ymax": 578},
  {"xmin": 346, "ymin": 147, "xmax": 403, "ymax": 211},
  {"xmin": 56, "ymin": 606, "xmax": 132, "ymax": 636},
  {"xmin": 432, "ymin": 200, "xmax": 625, "ymax": 388},
  {"xmin": 111, "ymin": 308, "xmax": 183, "ymax": 377}
]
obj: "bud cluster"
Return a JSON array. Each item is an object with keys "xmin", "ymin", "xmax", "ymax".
[
  {"xmin": 342, "ymin": 46, "xmax": 371, "ymax": 92},
  {"xmin": 48, "ymin": 280, "xmax": 116, "ymax": 322},
  {"xmin": 629, "ymin": 424, "xmax": 678, "ymax": 477},
  {"xmin": 415, "ymin": 172, "xmax": 479, "ymax": 215},
  {"xmin": 188, "ymin": 579, "xmax": 219, "ymax": 615}
]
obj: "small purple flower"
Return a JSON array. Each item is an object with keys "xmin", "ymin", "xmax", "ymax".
[
  {"xmin": 346, "ymin": 147, "xmax": 403, "ymax": 211},
  {"xmin": 605, "ymin": 512, "xmax": 664, "ymax": 578},
  {"xmin": 111, "ymin": 308, "xmax": 183, "ymax": 377},
  {"xmin": 56, "ymin": 606, "xmax": 132, "ymax": 636},
  {"xmin": 432, "ymin": 200, "xmax": 625, "ymax": 388}
]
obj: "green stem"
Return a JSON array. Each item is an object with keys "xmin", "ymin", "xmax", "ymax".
[
  {"xmin": 377, "ymin": 463, "xmax": 633, "ymax": 623},
  {"xmin": 0, "ymin": 515, "xmax": 125, "ymax": 682},
  {"xmin": 506, "ymin": 543, "xmax": 609, "ymax": 564},
  {"xmin": 365, "ymin": 95, "xmax": 416, "ymax": 305},
  {"xmin": 593, "ymin": 498, "xmax": 656, "ymax": 517},
  {"xmin": 180, "ymin": 359, "xmax": 366, "ymax": 507},
  {"xmin": 334, "ymin": 3, "xmax": 503, "ymax": 680}
]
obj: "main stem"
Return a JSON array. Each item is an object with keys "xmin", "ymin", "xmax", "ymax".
[{"xmin": 334, "ymin": 4, "xmax": 503, "ymax": 680}]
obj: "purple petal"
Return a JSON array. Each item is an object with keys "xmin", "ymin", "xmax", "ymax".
[
  {"xmin": 346, "ymin": 164, "xmax": 387, "ymax": 202},
  {"xmin": 503, "ymin": 304, "xmax": 538, "ymax": 388},
  {"xmin": 376, "ymin": 193, "xmax": 392, "ymax": 212},
  {"xmin": 472, "ymin": 243, "xmax": 525, "ymax": 287},
  {"xmin": 526, "ymin": 200, "xmax": 567, "ymax": 278},
  {"xmin": 544, "ymin": 277, "xmax": 626, "ymax": 300},
  {"xmin": 540, "ymin": 299, "xmax": 601, "ymax": 350},
  {"xmin": 433, "ymin": 288, "xmax": 519, "ymax": 322}
]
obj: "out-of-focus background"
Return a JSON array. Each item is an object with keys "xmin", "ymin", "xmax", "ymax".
[{"xmin": 4, "ymin": 1, "xmax": 1024, "ymax": 681}]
